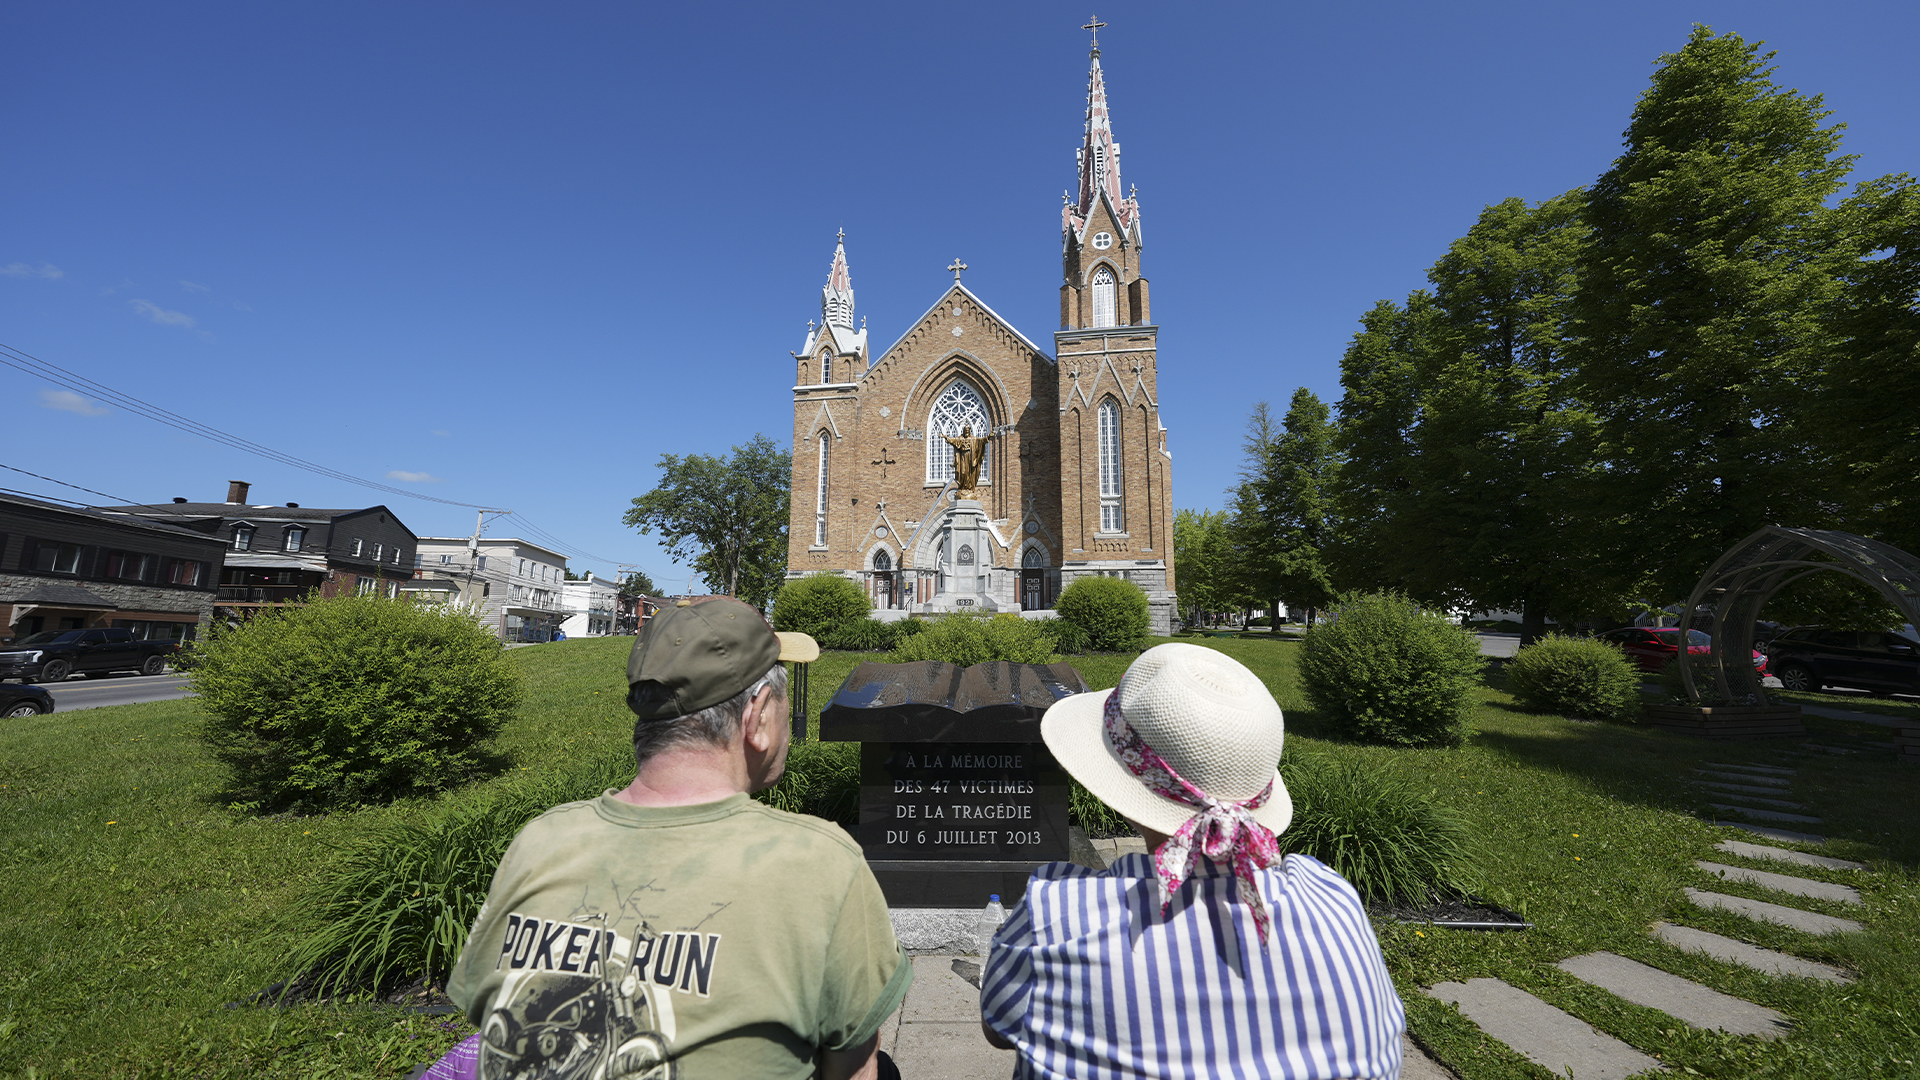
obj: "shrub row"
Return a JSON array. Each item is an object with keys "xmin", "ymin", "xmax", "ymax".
[{"xmin": 772, "ymin": 571, "xmax": 1153, "ymax": 657}]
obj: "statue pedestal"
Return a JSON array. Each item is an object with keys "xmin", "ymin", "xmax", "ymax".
[{"xmin": 923, "ymin": 499, "xmax": 998, "ymax": 613}]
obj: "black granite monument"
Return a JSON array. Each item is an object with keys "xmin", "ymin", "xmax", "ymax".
[{"xmin": 818, "ymin": 660, "xmax": 1090, "ymax": 906}]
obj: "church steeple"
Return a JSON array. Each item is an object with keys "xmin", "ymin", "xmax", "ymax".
[
  {"xmin": 822, "ymin": 229, "xmax": 855, "ymax": 329},
  {"xmin": 1066, "ymin": 42, "xmax": 1140, "ymax": 244},
  {"xmin": 1061, "ymin": 27, "xmax": 1147, "ymax": 331}
]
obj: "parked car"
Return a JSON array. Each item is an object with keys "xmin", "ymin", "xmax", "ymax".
[
  {"xmin": 0, "ymin": 628, "xmax": 178, "ymax": 683},
  {"xmin": 1597, "ymin": 627, "xmax": 1769, "ymax": 676},
  {"xmin": 1763, "ymin": 627, "xmax": 1920, "ymax": 695},
  {"xmin": 1, "ymin": 682, "xmax": 55, "ymax": 718}
]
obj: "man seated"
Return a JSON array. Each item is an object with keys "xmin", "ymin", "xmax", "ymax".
[
  {"xmin": 980, "ymin": 643, "xmax": 1406, "ymax": 1079},
  {"xmin": 444, "ymin": 597, "xmax": 912, "ymax": 1080}
]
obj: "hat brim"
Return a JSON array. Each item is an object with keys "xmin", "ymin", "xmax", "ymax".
[
  {"xmin": 775, "ymin": 631, "xmax": 820, "ymax": 663},
  {"xmin": 1041, "ymin": 689, "xmax": 1292, "ymax": 839}
]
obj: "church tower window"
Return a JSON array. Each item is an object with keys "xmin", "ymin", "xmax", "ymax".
[
  {"xmin": 818, "ymin": 350, "xmax": 831, "ymax": 384},
  {"xmin": 925, "ymin": 379, "xmax": 993, "ymax": 486},
  {"xmin": 1098, "ymin": 398, "xmax": 1122, "ymax": 532},
  {"xmin": 814, "ymin": 433, "xmax": 830, "ymax": 546},
  {"xmin": 1090, "ymin": 266, "xmax": 1117, "ymax": 328}
]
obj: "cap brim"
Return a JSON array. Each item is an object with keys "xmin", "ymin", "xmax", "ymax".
[
  {"xmin": 775, "ymin": 631, "xmax": 820, "ymax": 663},
  {"xmin": 1040, "ymin": 689, "xmax": 1292, "ymax": 839}
]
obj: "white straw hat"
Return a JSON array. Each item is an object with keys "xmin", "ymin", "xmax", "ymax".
[{"xmin": 1041, "ymin": 643, "xmax": 1291, "ymax": 838}]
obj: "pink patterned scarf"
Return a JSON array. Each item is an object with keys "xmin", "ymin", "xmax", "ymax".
[{"xmin": 1103, "ymin": 690, "xmax": 1282, "ymax": 947}]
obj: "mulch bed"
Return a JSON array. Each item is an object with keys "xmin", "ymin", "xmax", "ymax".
[{"xmin": 1370, "ymin": 895, "xmax": 1531, "ymax": 931}]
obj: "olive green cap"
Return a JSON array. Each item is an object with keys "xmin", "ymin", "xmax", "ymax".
[{"xmin": 626, "ymin": 597, "xmax": 819, "ymax": 721}]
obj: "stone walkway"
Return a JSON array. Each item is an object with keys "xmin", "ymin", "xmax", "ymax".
[{"xmin": 1424, "ymin": 758, "xmax": 1872, "ymax": 1078}]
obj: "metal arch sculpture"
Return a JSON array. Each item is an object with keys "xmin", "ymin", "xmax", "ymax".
[{"xmin": 1676, "ymin": 527, "xmax": 1920, "ymax": 703}]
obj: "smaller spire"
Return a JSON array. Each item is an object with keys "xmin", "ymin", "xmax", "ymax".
[{"xmin": 822, "ymin": 233, "xmax": 855, "ymax": 328}]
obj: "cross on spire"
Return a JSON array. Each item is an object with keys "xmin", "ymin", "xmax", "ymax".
[
  {"xmin": 947, "ymin": 257, "xmax": 968, "ymax": 282},
  {"xmin": 1082, "ymin": 13, "xmax": 1106, "ymax": 52}
]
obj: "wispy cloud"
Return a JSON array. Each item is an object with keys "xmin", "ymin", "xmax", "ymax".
[
  {"xmin": 130, "ymin": 299, "xmax": 196, "ymax": 328},
  {"xmin": 2, "ymin": 262, "xmax": 64, "ymax": 279},
  {"xmin": 430, "ymin": 429, "xmax": 451, "ymax": 437},
  {"xmin": 40, "ymin": 389, "xmax": 109, "ymax": 416},
  {"xmin": 180, "ymin": 280, "xmax": 209, "ymax": 293},
  {"xmin": 386, "ymin": 470, "xmax": 444, "ymax": 483}
]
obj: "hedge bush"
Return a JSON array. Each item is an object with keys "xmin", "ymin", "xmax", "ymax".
[
  {"xmin": 1505, "ymin": 633, "xmax": 1642, "ymax": 720},
  {"xmin": 816, "ymin": 618, "xmax": 898, "ymax": 653},
  {"xmin": 1055, "ymin": 575, "xmax": 1150, "ymax": 652},
  {"xmin": 1039, "ymin": 616, "xmax": 1089, "ymax": 655},
  {"xmin": 1298, "ymin": 591, "xmax": 1484, "ymax": 747},
  {"xmin": 189, "ymin": 592, "xmax": 523, "ymax": 810},
  {"xmin": 887, "ymin": 612, "xmax": 1060, "ymax": 665},
  {"xmin": 771, "ymin": 573, "xmax": 871, "ymax": 639}
]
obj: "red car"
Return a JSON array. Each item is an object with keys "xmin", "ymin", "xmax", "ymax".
[{"xmin": 1598, "ymin": 627, "xmax": 1769, "ymax": 677}]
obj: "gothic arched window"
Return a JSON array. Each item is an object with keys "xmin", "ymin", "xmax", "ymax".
[
  {"xmin": 925, "ymin": 379, "xmax": 993, "ymax": 486},
  {"xmin": 813, "ymin": 432, "xmax": 830, "ymax": 546},
  {"xmin": 872, "ymin": 547, "xmax": 892, "ymax": 571},
  {"xmin": 1023, "ymin": 546, "xmax": 1044, "ymax": 568},
  {"xmin": 1098, "ymin": 398, "xmax": 1123, "ymax": 533},
  {"xmin": 1090, "ymin": 265, "xmax": 1117, "ymax": 328},
  {"xmin": 818, "ymin": 350, "xmax": 832, "ymax": 385}
]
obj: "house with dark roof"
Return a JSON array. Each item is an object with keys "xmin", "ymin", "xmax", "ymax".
[
  {"xmin": 100, "ymin": 481, "xmax": 418, "ymax": 617},
  {"xmin": 0, "ymin": 492, "xmax": 226, "ymax": 644}
]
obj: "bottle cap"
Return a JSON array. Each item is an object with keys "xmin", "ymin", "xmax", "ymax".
[{"xmin": 989, "ymin": 894, "xmax": 1001, "ymax": 902}]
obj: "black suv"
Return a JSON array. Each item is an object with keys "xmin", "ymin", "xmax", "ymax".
[{"xmin": 1763, "ymin": 627, "xmax": 1920, "ymax": 695}]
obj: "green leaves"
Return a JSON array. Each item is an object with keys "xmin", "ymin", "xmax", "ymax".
[{"xmin": 623, "ymin": 433, "xmax": 790, "ymax": 607}]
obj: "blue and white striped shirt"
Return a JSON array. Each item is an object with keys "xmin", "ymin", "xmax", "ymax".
[{"xmin": 980, "ymin": 853, "xmax": 1405, "ymax": 1079}]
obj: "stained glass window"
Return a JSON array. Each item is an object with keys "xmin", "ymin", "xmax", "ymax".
[{"xmin": 925, "ymin": 379, "xmax": 992, "ymax": 485}]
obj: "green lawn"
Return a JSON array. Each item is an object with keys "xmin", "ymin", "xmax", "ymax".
[{"xmin": 3, "ymin": 635, "xmax": 1916, "ymax": 1078}]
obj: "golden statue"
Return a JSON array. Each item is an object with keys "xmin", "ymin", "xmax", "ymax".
[{"xmin": 942, "ymin": 425, "xmax": 990, "ymax": 500}]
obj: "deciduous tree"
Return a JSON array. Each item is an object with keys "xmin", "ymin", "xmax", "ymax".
[{"xmin": 623, "ymin": 434, "xmax": 791, "ymax": 609}]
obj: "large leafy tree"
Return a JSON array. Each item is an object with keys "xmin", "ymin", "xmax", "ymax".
[
  {"xmin": 623, "ymin": 433, "xmax": 791, "ymax": 608},
  {"xmin": 617, "ymin": 570, "xmax": 659, "ymax": 597},
  {"xmin": 1403, "ymin": 192, "xmax": 1618, "ymax": 641},
  {"xmin": 1173, "ymin": 508, "xmax": 1238, "ymax": 626},
  {"xmin": 1329, "ymin": 296, "xmax": 1433, "ymax": 596},
  {"xmin": 1570, "ymin": 26, "xmax": 1856, "ymax": 600}
]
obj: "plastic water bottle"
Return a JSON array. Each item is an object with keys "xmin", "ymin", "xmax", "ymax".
[{"xmin": 976, "ymin": 894, "xmax": 1006, "ymax": 955}]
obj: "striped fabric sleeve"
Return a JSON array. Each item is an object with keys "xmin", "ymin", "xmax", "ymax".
[{"xmin": 979, "ymin": 889, "xmax": 1038, "ymax": 1048}]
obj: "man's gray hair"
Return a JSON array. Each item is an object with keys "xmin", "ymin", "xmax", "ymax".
[{"xmin": 632, "ymin": 661, "xmax": 789, "ymax": 768}]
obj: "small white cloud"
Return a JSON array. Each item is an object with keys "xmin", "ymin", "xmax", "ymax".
[
  {"xmin": 40, "ymin": 389, "xmax": 109, "ymax": 416},
  {"xmin": 130, "ymin": 299, "xmax": 196, "ymax": 328},
  {"xmin": 2, "ymin": 262, "xmax": 64, "ymax": 279},
  {"xmin": 430, "ymin": 429, "xmax": 450, "ymax": 437},
  {"xmin": 386, "ymin": 470, "xmax": 444, "ymax": 483},
  {"xmin": 230, "ymin": 299, "xmax": 252, "ymax": 312},
  {"xmin": 180, "ymin": 280, "xmax": 209, "ymax": 293}
]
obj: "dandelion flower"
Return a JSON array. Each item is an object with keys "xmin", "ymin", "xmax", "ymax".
[{"xmin": 106, "ymin": 820, "xmax": 118, "ymax": 825}]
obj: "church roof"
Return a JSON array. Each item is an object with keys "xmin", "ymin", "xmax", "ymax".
[{"xmin": 872, "ymin": 282, "xmax": 1049, "ymax": 369}]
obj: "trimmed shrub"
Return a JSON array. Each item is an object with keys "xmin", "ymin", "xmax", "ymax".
[
  {"xmin": 887, "ymin": 611, "xmax": 1061, "ymax": 665},
  {"xmin": 894, "ymin": 616, "xmax": 927, "ymax": 639},
  {"xmin": 190, "ymin": 592, "xmax": 522, "ymax": 810},
  {"xmin": 1038, "ymin": 616, "xmax": 1089, "ymax": 655},
  {"xmin": 1505, "ymin": 633, "xmax": 1642, "ymax": 720},
  {"xmin": 771, "ymin": 573, "xmax": 871, "ymax": 639},
  {"xmin": 815, "ymin": 618, "xmax": 899, "ymax": 653},
  {"xmin": 1279, "ymin": 755, "xmax": 1475, "ymax": 902},
  {"xmin": 1298, "ymin": 591, "xmax": 1484, "ymax": 747},
  {"xmin": 1055, "ymin": 575, "xmax": 1150, "ymax": 652}
]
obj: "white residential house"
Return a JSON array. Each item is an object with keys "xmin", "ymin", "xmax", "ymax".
[
  {"xmin": 560, "ymin": 573, "xmax": 618, "ymax": 637},
  {"xmin": 409, "ymin": 537, "xmax": 569, "ymax": 643}
]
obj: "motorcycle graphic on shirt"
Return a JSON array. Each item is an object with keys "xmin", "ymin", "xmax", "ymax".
[{"xmin": 478, "ymin": 913, "xmax": 723, "ymax": 1080}]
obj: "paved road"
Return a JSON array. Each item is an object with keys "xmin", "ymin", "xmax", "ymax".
[{"xmin": 30, "ymin": 673, "xmax": 195, "ymax": 712}]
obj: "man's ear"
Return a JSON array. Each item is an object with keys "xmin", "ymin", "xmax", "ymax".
[{"xmin": 742, "ymin": 685, "xmax": 777, "ymax": 751}]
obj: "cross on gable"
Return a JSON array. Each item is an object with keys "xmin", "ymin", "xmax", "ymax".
[{"xmin": 947, "ymin": 258, "xmax": 968, "ymax": 282}]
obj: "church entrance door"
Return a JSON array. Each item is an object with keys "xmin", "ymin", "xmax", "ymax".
[{"xmin": 1021, "ymin": 570, "xmax": 1045, "ymax": 611}]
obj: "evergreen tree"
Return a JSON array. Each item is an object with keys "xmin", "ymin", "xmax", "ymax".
[
  {"xmin": 1264, "ymin": 388, "xmax": 1339, "ymax": 624},
  {"xmin": 1225, "ymin": 403, "xmax": 1284, "ymax": 621},
  {"xmin": 1570, "ymin": 26, "xmax": 1855, "ymax": 600}
]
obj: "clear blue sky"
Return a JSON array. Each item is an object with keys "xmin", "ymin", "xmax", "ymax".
[{"xmin": 5, "ymin": 1, "xmax": 1915, "ymax": 585}]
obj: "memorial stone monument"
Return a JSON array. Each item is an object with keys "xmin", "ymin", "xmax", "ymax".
[{"xmin": 819, "ymin": 660, "xmax": 1089, "ymax": 906}]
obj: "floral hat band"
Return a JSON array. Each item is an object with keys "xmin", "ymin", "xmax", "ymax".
[{"xmin": 1102, "ymin": 690, "xmax": 1283, "ymax": 946}]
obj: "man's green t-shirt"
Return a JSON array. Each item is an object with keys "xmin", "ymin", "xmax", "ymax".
[{"xmin": 447, "ymin": 792, "xmax": 911, "ymax": 1080}]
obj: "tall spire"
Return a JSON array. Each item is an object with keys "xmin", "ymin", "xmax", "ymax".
[
  {"xmin": 822, "ymin": 229, "xmax": 855, "ymax": 329},
  {"xmin": 1068, "ymin": 28, "xmax": 1140, "ymax": 239}
]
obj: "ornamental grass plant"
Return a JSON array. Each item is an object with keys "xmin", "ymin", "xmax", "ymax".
[
  {"xmin": 1503, "ymin": 633, "xmax": 1643, "ymax": 720},
  {"xmin": 1278, "ymin": 754, "xmax": 1475, "ymax": 903}
]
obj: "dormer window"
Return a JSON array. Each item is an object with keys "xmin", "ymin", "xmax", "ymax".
[
  {"xmin": 372, "ymin": 542, "xmax": 384, "ymax": 562},
  {"xmin": 284, "ymin": 526, "xmax": 305, "ymax": 553},
  {"xmin": 351, "ymin": 538, "xmax": 364, "ymax": 557},
  {"xmin": 232, "ymin": 526, "xmax": 254, "ymax": 552}
]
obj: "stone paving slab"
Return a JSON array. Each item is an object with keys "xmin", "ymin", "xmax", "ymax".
[
  {"xmin": 1400, "ymin": 1034, "xmax": 1456, "ymax": 1080},
  {"xmin": 1652, "ymin": 922, "xmax": 1852, "ymax": 983},
  {"xmin": 1427, "ymin": 978, "xmax": 1661, "ymax": 1080},
  {"xmin": 1695, "ymin": 861, "xmax": 1862, "ymax": 904},
  {"xmin": 1721, "ymin": 822, "xmax": 1829, "ymax": 845},
  {"xmin": 1709, "ymin": 803, "xmax": 1823, "ymax": 824},
  {"xmin": 883, "ymin": 955, "xmax": 1018, "ymax": 1079},
  {"xmin": 1684, "ymin": 888, "xmax": 1864, "ymax": 935},
  {"xmin": 1692, "ymin": 779, "xmax": 1796, "ymax": 797},
  {"xmin": 1704, "ymin": 761, "xmax": 1796, "ymax": 775},
  {"xmin": 1695, "ymin": 769, "xmax": 1792, "ymax": 788},
  {"xmin": 1715, "ymin": 839, "xmax": 1865, "ymax": 871},
  {"xmin": 1695, "ymin": 788, "xmax": 1807, "ymax": 810},
  {"xmin": 1557, "ymin": 952, "xmax": 1789, "ymax": 1039}
]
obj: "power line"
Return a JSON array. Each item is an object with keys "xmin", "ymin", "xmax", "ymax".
[{"xmin": 0, "ymin": 462, "xmax": 136, "ymax": 505}]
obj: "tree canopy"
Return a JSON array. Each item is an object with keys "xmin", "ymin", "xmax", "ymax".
[{"xmin": 622, "ymin": 433, "xmax": 790, "ymax": 609}]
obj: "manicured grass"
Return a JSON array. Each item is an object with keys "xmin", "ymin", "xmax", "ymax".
[
  {"xmin": 1773, "ymin": 686, "xmax": 1920, "ymax": 721},
  {"xmin": 4, "ymin": 635, "xmax": 1917, "ymax": 1078}
]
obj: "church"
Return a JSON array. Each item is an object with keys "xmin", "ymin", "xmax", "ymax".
[{"xmin": 784, "ymin": 32, "xmax": 1176, "ymax": 634}]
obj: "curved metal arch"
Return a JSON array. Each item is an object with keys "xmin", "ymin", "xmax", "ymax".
[{"xmin": 1677, "ymin": 527, "xmax": 1920, "ymax": 702}]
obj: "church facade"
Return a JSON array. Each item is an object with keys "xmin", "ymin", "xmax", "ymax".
[{"xmin": 784, "ymin": 40, "xmax": 1176, "ymax": 633}]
